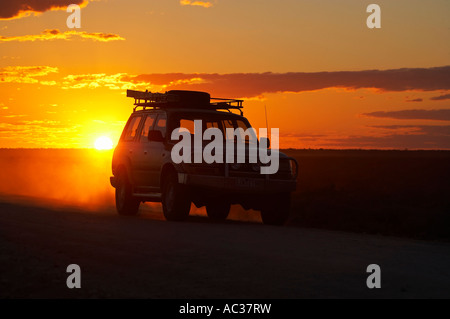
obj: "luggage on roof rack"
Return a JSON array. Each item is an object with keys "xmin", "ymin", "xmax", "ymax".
[{"xmin": 127, "ymin": 89, "xmax": 244, "ymax": 115}]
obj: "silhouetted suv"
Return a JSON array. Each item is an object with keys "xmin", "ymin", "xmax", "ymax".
[{"xmin": 110, "ymin": 90, "xmax": 298, "ymax": 225}]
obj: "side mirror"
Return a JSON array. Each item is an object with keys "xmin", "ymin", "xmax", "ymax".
[
  {"xmin": 148, "ymin": 130, "xmax": 164, "ymax": 142},
  {"xmin": 260, "ymin": 137, "xmax": 270, "ymax": 149}
]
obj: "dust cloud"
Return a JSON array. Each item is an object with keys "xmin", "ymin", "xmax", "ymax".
[
  {"xmin": 0, "ymin": 149, "xmax": 115, "ymax": 211},
  {"xmin": 0, "ymin": 149, "xmax": 262, "ymax": 222}
]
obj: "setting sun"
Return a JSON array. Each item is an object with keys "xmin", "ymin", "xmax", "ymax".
[{"xmin": 94, "ymin": 136, "xmax": 114, "ymax": 150}]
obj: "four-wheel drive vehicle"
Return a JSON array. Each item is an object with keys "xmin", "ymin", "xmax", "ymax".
[{"xmin": 110, "ymin": 90, "xmax": 298, "ymax": 225}]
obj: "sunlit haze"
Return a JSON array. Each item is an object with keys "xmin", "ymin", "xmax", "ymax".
[
  {"xmin": 0, "ymin": 0, "xmax": 449, "ymax": 149},
  {"xmin": 94, "ymin": 136, "xmax": 113, "ymax": 150}
]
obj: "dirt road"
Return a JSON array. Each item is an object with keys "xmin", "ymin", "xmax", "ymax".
[{"xmin": 0, "ymin": 197, "xmax": 449, "ymax": 299}]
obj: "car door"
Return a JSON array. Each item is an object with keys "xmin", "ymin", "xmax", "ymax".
[
  {"xmin": 121, "ymin": 114, "xmax": 145, "ymax": 185},
  {"xmin": 132, "ymin": 113, "xmax": 158, "ymax": 188},
  {"xmin": 134, "ymin": 112, "xmax": 167, "ymax": 190}
]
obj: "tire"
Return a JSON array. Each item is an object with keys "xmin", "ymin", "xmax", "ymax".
[
  {"xmin": 162, "ymin": 171, "xmax": 191, "ymax": 221},
  {"xmin": 260, "ymin": 193, "xmax": 291, "ymax": 226},
  {"xmin": 115, "ymin": 170, "xmax": 140, "ymax": 216},
  {"xmin": 206, "ymin": 201, "xmax": 231, "ymax": 221}
]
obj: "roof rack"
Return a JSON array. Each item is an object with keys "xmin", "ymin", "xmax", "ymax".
[
  {"xmin": 127, "ymin": 89, "xmax": 244, "ymax": 116},
  {"xmin": 127, "ymin": 90, "xmax": 179, "ymax": 110}
]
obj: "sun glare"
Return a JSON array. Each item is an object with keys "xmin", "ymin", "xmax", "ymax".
[{"xmin": 94, "ymin": 136, "xmax": 114, "ymax": 150}]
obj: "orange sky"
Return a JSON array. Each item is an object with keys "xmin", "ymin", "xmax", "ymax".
[{"xmin": 0, "ymin": 0, "xmax": 449, "ymax": 149}]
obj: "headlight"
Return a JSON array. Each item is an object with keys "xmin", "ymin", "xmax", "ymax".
[{"xmin": 251, "ymin": 162, "xmax": 261, "ymax": 172}]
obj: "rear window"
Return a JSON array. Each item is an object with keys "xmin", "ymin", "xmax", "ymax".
[
  {"xmin": 179, "ymin": 119, "xmax": 196, "ymax": 134},
  {"xmin": 122, "ymin": 116, "xmax": 142, "ymax": 141},
  {"xmin": 172, "ymin": 113, "xmax": 251, "ymax": 135},
  {"xmin": 140, "ymin": 114, "xmax": 157, "ymax": 140}
]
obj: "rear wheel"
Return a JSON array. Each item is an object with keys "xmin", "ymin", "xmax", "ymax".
[
  {"xmin": 206, "ymin": 202, "xmax": 231, "ymax": 221},
  {"xmin": 260, "ymin": 193, "xmax": 291, "ymax": 226},
  {"xmin": 162, "ymin": 172, "xmax": 191, "ymax": 221},
  {"xmin": 115, "ymin": 170, "xmax": 140, "ymax": 216}
]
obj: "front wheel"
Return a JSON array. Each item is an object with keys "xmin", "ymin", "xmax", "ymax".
[
  {"xmin": 115, "ymin": 170, "xmax": 140, "ymax": 216},
  {"xmin": 260, "ymin": 193, "xmax": 291, "ymax": 226},
  {"xmin": 162, "ymin": 172, "xmax": 191, "ymax": 221}
]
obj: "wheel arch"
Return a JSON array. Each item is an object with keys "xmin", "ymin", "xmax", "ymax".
[
  {"xmin": 160, "ymin": 163, "xmax": 178, "ymax": 189},
  {"xmin": 114, "ymin": 157, "xmax": 133, "ymax": 183}
]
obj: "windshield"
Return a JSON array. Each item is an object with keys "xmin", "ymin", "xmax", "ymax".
[{"xmin": 170, "ymin": 113, "xmax": 257, "ymax": 145}]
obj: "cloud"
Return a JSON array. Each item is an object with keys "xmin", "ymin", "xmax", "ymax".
[
  {"xmin": 282, "ymin": 133, "xmax": 327, "ymax": 143},
  {"xmin": 0, "ymin": 29, "xmax": 125, "ymax": 43},
  {"xmin": 373, "ymin": 125, "xmax": 450, "ymax": 135},
  {"xmin": 62, "ymin": 72, "xmax": 211, "ymax": 91},
  {"xmin": 13, "ymin": 120, "xmax": 66, "ymax": 128},
  {"xmin": 0, "ymin": 66, "xmax": 58, "ymax": 84},
  {"xmin": 75, "ymin": 31, "xmax": 124, "ymax": 42},
  {"xmin": 61, "ymin": 73, "xmax": 147, "ymax": 90},
  {"xmin": 0, "ymin": 127, "xmax": 20, "ymax": 132},
  {"xmin": 3, "ymin": 114, "xmax": 27, "ymax": 118},
  {"xmin": 1, "ymin": 56, "xmax": 20, "ymax": 60},
  {"xmin": 0, "ymin": 120, "xmax": 81, "ymax": 147},
  {"xmin": 430, "ymin": 93, "xmax": 450, "ymax": 101},
  {"xmin": 0, "ymin": 0, "xmax": 88, "ymax": 20},
  {"xmin": 4, "ymin": 66, "xmax": 449, "ymax": 99},
  {"xmin": 406, "ymin": 98, "xmax": 423, "ymax": 102},
  {"xmin": 362, "ymin": 109, "xmax": 450, "ymax": 121},
  {"xmin": 319, "ymin": 125, "xmax": 450, "ymax": 149},
  {"xmin": 121, "ymin": 66, "xmax": 450, "ymax": 98},
  {"xmin": 180, "ymin": 0, "xmax": 213, "ymax": 8}
]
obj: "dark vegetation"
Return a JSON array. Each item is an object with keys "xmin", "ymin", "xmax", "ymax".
[
  {"xmin": 0, "ymin": 149, "xmax": 449, "ymax": 240},
  {"xmin": 285, "ymin": 150, "xmax": 450, "ymax": 240}
]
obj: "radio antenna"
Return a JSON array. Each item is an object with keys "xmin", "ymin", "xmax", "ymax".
[{"xmin": 264, "ymin": 104, "xmax": 269, "ymax": 129}]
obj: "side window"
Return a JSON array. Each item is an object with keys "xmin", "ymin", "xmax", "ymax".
[
  {"xmin": 179, "ymin": 119, "xmax": 196, "ymax": 135},
  {"xmin": 155, "ymin": 113, "xmax": 167, "ymax": 138},
  {"xmin": 222, "ymin": 119, "xmax": 235, "ymax": 140},
  {"xmin": 235, "ymin": 119, "xmax": 254, "ymax": 143},
  {"xmin": 122, "ymin": 116, "xmax": 142, "ymax": 142},
  {"xmin": 206, "ymin": 121, "xmax": 219, "ymax": 129},
  {"xmin": 140, "ymin": 114, "xmax": 157, "ymax": 141}
]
